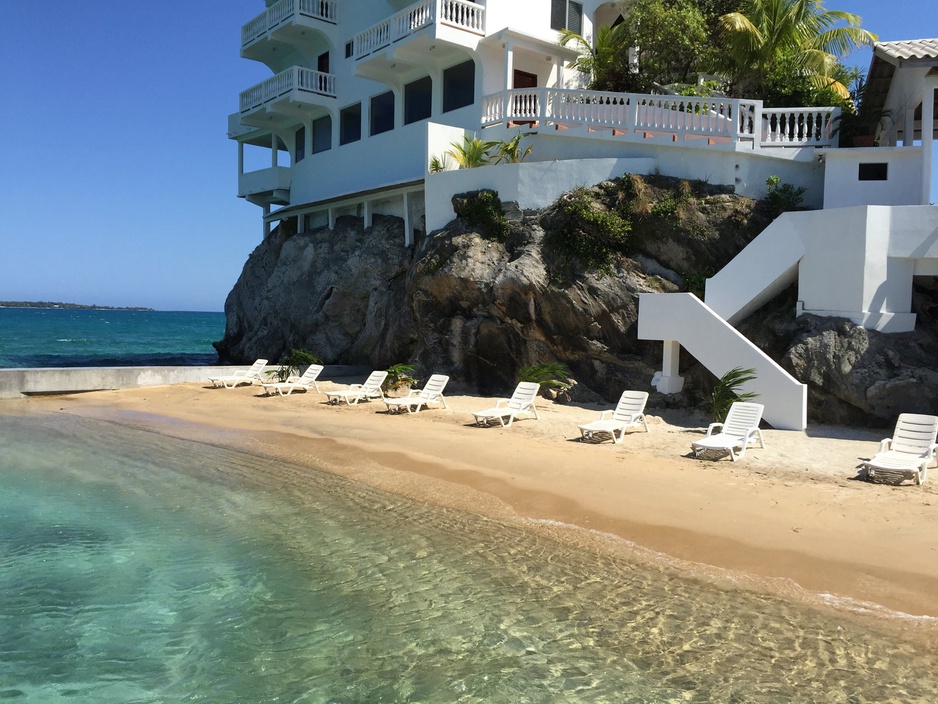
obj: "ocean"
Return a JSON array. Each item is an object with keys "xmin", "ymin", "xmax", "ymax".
[
  {"xmin": 0, "ymin": 308, "xmax": 225, "ymax": 368},
  {"xmin": 2, "ymin": 411, "xmax": 938, "ymax": 703}
]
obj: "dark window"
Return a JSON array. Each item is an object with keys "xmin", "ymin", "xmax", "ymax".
[
  {"xmin": 443, "ymin": 59, "xmax": 475, "ymax": 113},
  {"xmin": 317, "ymin": 51, "xmax": 330, "ymax": 73},
  {"xmin": 550, "ymin": 0, "xmax": 582, "ymax": 33},
  {"xmin": 370, "ymin": 90, "xmax": 395, "ymax": 136},
  {"xmin": 312, "ymin": 115, "xmax": 331, "ymax": 154},
  {"xmin": 858, "ymin": 162, "xmax": 888, "ymax": 181},
  {"xmin": 294, "ymin": 126, "xmax": 306, "ymax": 162},
  {"xmin": 345, "ymin": 41, "xmax": 353, "ymax": 58},
  {"xmin": 340, "ymin": 103, "xmax": 361, "ymax": 145},
  {"xmin": 404, "ymin": 76, "xmax": 432, "ymax": 124}
]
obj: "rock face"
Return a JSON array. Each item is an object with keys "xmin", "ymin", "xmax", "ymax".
[{"xmin": 216, "ymin": 176, "xmax": 938, "ymax": 424}]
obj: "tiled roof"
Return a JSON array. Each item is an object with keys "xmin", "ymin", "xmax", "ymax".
[{"xmin": 874, "ymin": 39, "xmax": 938, "ymax": 63}]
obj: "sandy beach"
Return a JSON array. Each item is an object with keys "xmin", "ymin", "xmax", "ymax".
[{"xmin": 9, "ymin": 378, "xmax": 938, "ymax": 641}]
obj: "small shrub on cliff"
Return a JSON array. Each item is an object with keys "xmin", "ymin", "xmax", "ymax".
[
  {"xmin": 545, "ymin": 187, "xmax": 631, "ymax": 274},
  {"xmin": 454, "ymin": 189, "xmax": 509, "ymax": 242},
  {"xmin": 519, "ymin": 362, "xmax": 571, "ymax": 393},
  {"xmin": 764, "ymin": 175, "xmax": 806, "ymax": 217}
]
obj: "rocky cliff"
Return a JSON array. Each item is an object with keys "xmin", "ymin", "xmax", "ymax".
[{"xmin": 215, "ymin": 175, "xmax": 938, "ymax": 425}]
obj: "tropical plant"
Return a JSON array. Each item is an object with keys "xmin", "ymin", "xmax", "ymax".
[
  {"xmin": 559, "ymin": 23, "xmax": 638, "ymax": 92},
  {"xmin": 832, "ymin": 73, "xmax": 892, "ymax": 146},
  {"xmin": 428, "ymin": 154, "xmax": 450, "ymax": 173},
  {"xmin": 714, "ymin": 0, "xmax": 877, "ymax": 100},
  {"xmin": 711, "ymin": 366, "xmax": 759, "ymax": 422},
  {"xmin": 764, "ymin": 175, "xmax": 807, "ymax": 216},
  {"xmin": 519, "ymin": 362, "xmax": 572, "ymax": 392},
  {"xmin": 382, "ymin": 363, "xmax": 416, "ymax": 392},
  {"xmin": 267, "ymin": 348, "xmax": 322, "ymax": 383},
  {"xmin": 495, "ymin": 132, "xmax": 535, "ymax": 164},
  {"xmin": 446, "ymin": 135, "xmax": 499, "ymax": 169},
  {"xmin": 544, "ymin": 187, "xmax": 631, "ymax": 275},
  {"xmin": 453, "ymin": 189, "xmax": 510, "ymax": 242}
]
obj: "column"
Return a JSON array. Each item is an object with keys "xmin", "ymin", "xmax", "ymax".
[
  {"xmin": 652, "ymin": 340, "xmax": 684, "ymax": 394},
  {"xmin": 921, "ymin": 77, "xmax": 936, "ymax": 205},
  {"xmin": 363, "ymin": 200, "xmax": 373, "ymax": 229},
  {"xmin": 271, "ymin": 133, "xmax": 278, "ymax": 167},
  {"xmin": 403, "ymin": 192, "xmax": 413, "ymax": 247},
  {"xmin": 503, "ymin": 41, "xmax": 514, "ymax": 125},
  {"xmin": 263, "ymin": 205, "xmax": 271, "ymax": 240},
  {"xmin": 238, "ymin": 141, "xmax": 244, "ymax": 176}
]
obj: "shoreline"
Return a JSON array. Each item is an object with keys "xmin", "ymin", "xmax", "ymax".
[{"xmin": 7, "ymin": 380, "xmax": 938, "ymax": 644}]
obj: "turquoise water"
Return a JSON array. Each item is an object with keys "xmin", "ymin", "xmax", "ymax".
[
  {"xmin": 2, "ymin": 413, "xmax": 938, "ymax": 702},
  {"xmin": 0, "ymin": 308, "xmax": 224, "ymax": 368}
]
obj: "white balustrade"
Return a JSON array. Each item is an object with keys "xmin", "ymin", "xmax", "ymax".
[
  {"xmin": 242, "ymin": 0, "xmax": 337, "ymax": 47},
  {"xmin": 482, "ymin": 88, "xmax": 837, "ymax": 150},
  {"xmin": 240, "ymin": 67, "xmax": 336, "ymax": 113},
  {"xmin": 354, "ymin": 0, "xmax": 485, "ymax": 59},
  {"xmin": 760, "ymin": 107, "xmax": 839, "ymax": 146}
]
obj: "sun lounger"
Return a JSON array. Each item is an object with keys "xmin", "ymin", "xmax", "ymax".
[
  {"xmin": 384, "ymin": 374, "xmax": 449, "ymax": 414},
  {"xmin": 325, "ymin": 370, "xmax": 388, "ymax": 405},
  {"xmin": 579, "ymin": 390, "xmax": 649, "ymax": 443},
  {"xmin": 260, "ymin": 364, "xmax": 324, "ymax": 396},
  {"xmin": 864, "ymin": 413, "xmax": 938, "ymax": 485},
  {"xmin": 472, "ymin": 381, "xmax": 540, "ymax": 428},
  {"xmin": 691, "ymin": 402, "xmax": 764, "ymax": 462},
  {"xmin": 208, "ymin": 359, "xmax": 268, "ymax": 389}
]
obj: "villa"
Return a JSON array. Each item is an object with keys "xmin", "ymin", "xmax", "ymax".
[{"xmin": 228, "ymin": 2, "xmax": 937, "ymax": 432}]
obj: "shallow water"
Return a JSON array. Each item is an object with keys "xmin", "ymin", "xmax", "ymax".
[{"xmin": 1, "ymin": 413, "xmax": 937, "ymax": 703}]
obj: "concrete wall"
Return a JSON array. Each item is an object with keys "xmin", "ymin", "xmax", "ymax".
[
  {"xmin": 820, "ymin": 147, "xmax": 924, "ymax": 209},
  {"xmin": 0, "ymin": 365, "xmax": 371, "ymax": 400}
]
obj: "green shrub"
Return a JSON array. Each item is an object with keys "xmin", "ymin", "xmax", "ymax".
[
  {"xmin": 545, "ymin": 187, "xmax": 631, "ymax": 274},
  {"xmin": 269, "ymin": 348, "xmax": 322, "ymax": 382},
  {"xmin": 454, "ymin": 189, "xmax": 509, "ymax": 242},
  {"xmin": 383, "ymin": 363, "xmax": 416, "ymax": 392},
  {"xmin": 519, "ymin": 362, "xmax": 571, "ymax": 392},
  {"xmin": 764, "ymin": 175, "xmax": 806, "ymax": 217},
  {"xmin": 711, "ymin": 367, "xmax": 759, "ymax": 423}
]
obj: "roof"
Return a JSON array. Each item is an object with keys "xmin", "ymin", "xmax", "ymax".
[
  {"xmin": 862, "ymin": 39, "xmax": 938, "ymax": 141},
  {"xmin": 874, "ymin": 39, "xmax": 938, "ymax": 65}
]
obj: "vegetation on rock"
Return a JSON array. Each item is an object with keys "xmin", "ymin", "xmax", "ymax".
[{"xmin": 452, "ymin": 189, "xmax": 510, "ymax": 242}]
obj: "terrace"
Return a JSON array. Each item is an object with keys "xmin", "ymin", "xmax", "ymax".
[
  {"xmin": 481, "ymin": 88, "xmax": 840, "ymax": 149},
  {"xmin": 239, "ymin": 67, "xmax": 336, "ymax": 127},
  {"xmin": 241, "ymin": 0, "xmax": 337, "ymax": 64}
]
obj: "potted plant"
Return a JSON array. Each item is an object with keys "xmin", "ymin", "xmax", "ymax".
[
  {"xmin": 834, "ymin": 76, "xmax": 891, "ymax": 147},
  {"xmin": 382, "ymin": 363, "xmax": 416, "ymax": 395}
]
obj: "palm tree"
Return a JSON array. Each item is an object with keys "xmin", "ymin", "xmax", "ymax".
[
  {"xmin": 446, "ymin": 135, "xmax": 499, "ymax": 169},
  {"xmin": 715, "ymin": 0, "xmax": 877, "ymax": 99},
  {"xmin": 559, "ymin": 23, "xmax": 636, "ymax": 92}
]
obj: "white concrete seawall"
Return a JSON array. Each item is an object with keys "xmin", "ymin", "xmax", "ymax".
[{"xmin": 0, "ymin": 365, "xmax": 371, "ymax": 400}]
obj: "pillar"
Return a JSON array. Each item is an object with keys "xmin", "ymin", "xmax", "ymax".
[
  {"xmin": 271, "ymin": 133, "xmax": 278, "ymax": 167},
  {"xmin": 652, "ymin": 340, "xmax": 685, "ymax": 394},
  {"xmin": 403, "ymin": 192, "xmax": 413, "ymax": 247},
  {"xmin": 238, "ymin": 141, "xmax": 244, "ymax": 176},
  {"xmin": 263, "ymin": 204, "xmax": 271, "ymax": 240},
  {"xmin": 363, "ymin": 200, "xmax": 373, "ymax": 229},
  {"xmin": 921, "ymin": 77, "xmax": 936, "ymax": 205}
]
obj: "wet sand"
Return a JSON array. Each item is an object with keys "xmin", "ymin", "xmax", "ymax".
[{"xmin": 8, "ymin": 380, "xmax": 938, "ymax": 638}]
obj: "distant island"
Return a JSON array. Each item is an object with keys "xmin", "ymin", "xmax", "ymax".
[{"xmin": 0, "ymin": 301, "xmax": 155, "ymax": 311}]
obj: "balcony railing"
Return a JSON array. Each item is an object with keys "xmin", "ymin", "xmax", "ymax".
[
  {"xmin": 354, "ymin": 0, "xmax": 484, "ymax": 59},
  {"xmin": 242, "ymin": 0, "xmax": 337, "ymax": 47},
  {"xmin": 482, "ymin": 89, "xmax": 839, "ymax": 148},
  {"xmin": 240, "ymin": 67, "xmax": 336, "ymax": 114}
]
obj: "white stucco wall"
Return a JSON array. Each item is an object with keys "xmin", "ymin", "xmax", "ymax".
[
  {"xmin": 424, "ymin": 157, "xmax": 657, "ymax": 232},
  {"xmin": 820, "ymin": 147, "xmax": 924, "ymax": 209}
]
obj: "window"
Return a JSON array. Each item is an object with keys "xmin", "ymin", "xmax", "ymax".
[
  {"xmin": 294, "ymin": 126, "xmax": 306, "ymax": 162},
  {"xmin": 370, "ymin": 91, "xmax": 395, "ymax": 136},
  {"xmin": 317, "ymin": 51, "xmax": 330, "ymax": 74},
  {"xmin": 442, "ymin": 59, "xmax": 475, "ymax": 113},
  {"xmin": 858, "ymin": 163, "xmax": 888, "ymax": 181},
  {"xmin": 404, "ymin": 76, "xmax": 432, "ymax": 125},
  {"xmin": 345, "ymin": 41, "xmax": 353, "ymax": 58},
  {"xmin": 340, "ymin": 103, "xmax": 361, "ymax": 145},
  {"xmin": 312, "ymin": 115, "xmax": 331, "ymax": 154},
  {"xmin": 550, "ymin": 0, "xmax": 582, "ymax": 34}
]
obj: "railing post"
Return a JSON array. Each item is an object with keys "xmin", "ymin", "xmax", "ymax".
[{"xmin": 539, "ymin": 87, "xmax": 548, "ymax": 126}]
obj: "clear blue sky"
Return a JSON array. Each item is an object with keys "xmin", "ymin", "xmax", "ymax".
[{"xmin": 0, "ymin": 1, "xmax": 934, "ymax": 311}]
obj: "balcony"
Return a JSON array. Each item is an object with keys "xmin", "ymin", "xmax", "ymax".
[
  {"xmin": 239, "ymin": 166, "xmax": 292, "ymax": 207},
  {"xmin": 353, "ymin": 0, "xmax": 484, "ymax": 81},
  {"xmin": 239, "ymin": 67, "xmax": 336, "ymax": 128},
  {"xmin": 481, "ymin": 88, "xmax": 840, "ymax": 149},
  {"xmin": 242, "ymin": 0, "xmax": 337, "ymax": 65}
]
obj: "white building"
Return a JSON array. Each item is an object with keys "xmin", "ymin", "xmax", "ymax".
[
  {"xmin": 227, "ymin": 7, "xmax": 938, "ymax": 431},
  {"xmin": 229, "ymin": 0, "xmax": 840, "ymax": 242}
]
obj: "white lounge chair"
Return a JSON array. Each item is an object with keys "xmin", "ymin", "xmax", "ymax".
[
  {"xmin": 579, "ymin": 390, "xmax": 649, "ymax": 443},
  {"xmin": 864, "ymin": 413, "xmax": 938, "ymax": 485},
  {"xmin": 260, "ymin": 364, "xmax": 324, "ymax": 396},
  {"xmin": 325, "ymin": 370, "xmax": 388, "ymax": 405},
  {"xmin": 384, "ymin": 374, "xmax": 449, "ymax": 414},
  {"xmin": 472, "ymin": 381, "xmax": 540, "ymax": 428},
  {"xmin": 208, "ymin": 359, "xmax": 268, "ymax": 389},
  {"xmin": 691, "ymin": 402, "xmax": 765, "ymax": 462}
]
